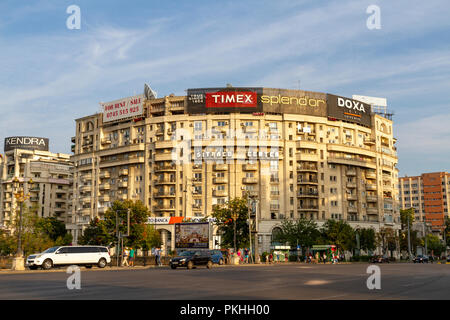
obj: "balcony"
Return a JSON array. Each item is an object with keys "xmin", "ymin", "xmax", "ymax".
[
  {"xmin": 213, "ymin": 177, "xmax": 228, "ymax": 184},
  {"xmin": 347, "ymin": 206, "xmax": 358, "ymax": 213},
  {"xmin": 347, "ymin": 182, "xmax": 357, "ymax": 189},
  {"xmin": 154, "ymin": 177, "xmax": 176, "ymax": 185},
  {"xmin": 119, "ymin": 169, "xmax": 129, "ymax": 176},
  {"xmin": 243, "ymin": 163, "xmax": 258, "ymax": 171},
  {"xmin": 297, "ymin": 164, "xmax": 318, "ymax": 172},
  {"xmin": 366, "ymin": 183, "xmax": 377, "ymax": 191},
  {"xmin": 155, "ymin": 192, "xmax": 176, "ymax": 198},
  {"xmin": 118, "ymin": 194, "xmax": 128, "ymax": 201},
  {"xmin": 99, "ymin": 184, "xmax": 111, "ymax": 190},
  {"xmin": 153, "ymin": 204, "xmax": 176, "ymax": 211},
  {"xmin": 296, "ymin": 152, "xmax": 319, "ymax": 162},
  {"xmin": 213, "ymin": 190, "xmax": 228, "ymax": 197},
  {"xmin": 154, "ymin": 152, "xmax": 174, "ymax": 162},
  {"xmin": 366, "ymin": 207, "xmax": 378, "ymax": 215},
  {"xmin": 366, "ymin": 172, "xmax": 376, "ymax": 180},
  {"xmin": 80, "ymin": 197, "xmax": 91, "ymax": 204},
  {"xmin": 270, "ymin": 205, "xmax": 280, "ymax": 211},
  {"xmin": 154, "ymin": 164, "xmax": 176, "ymax": 171},
  {"xmin": 118, "ymin": 181, "xmax": 128, "ymax": 188},
  {"xmin": 297, "ymin": 205, "xmax": 319, "ymax": 211},
  {"xmin": 297, "ymin": 191, "xmax": 318, "ymax": 197},
  {"xmin": 243, "ymin": 177, "xmax": 258, "ymax": 184},
  {"xmin": 30, "ymin": 197, "xmax": 39, "ymax": 202},
  {"xmin": 99, "ymin": 171, "xmax": 110, "ymax": 179},
  {"xmin": 346, "ymin": 170, "xmax": 356, "ymax": 176},
  {"xmin": 214, "ymin": 164, "xmax": 228, "ymax": 171},
  {"xmin": 81, "ymin": 173, "xmax": 92, "ymax": 181},
  {"xmin": 363, "ymin": 138, "xmax": 376, "ymax": 146},
  {"xmin": 192, "ymin": 204, "xmax": 202, "ymax": 209},
  {"xmin": 242, "ymin": 125, "xmax": 257, "ymax": 133},
  {"xmin": 297, "ymin": 178, "xmax": 318, "ymax": 185},
  {"xmin": 101, "ymin": 138, "xmax": 111, "ymax": 145},
  {"xmin": 79, "ymin": 185, "xmax": 92, "ymax": 192},
  {"xmin": 328, "ymin": 156, "xmax": 376, "ymax": 169},
  {"xmin": 366, "ymin": 195, "xmax": 378, "ymax": 202},
  {"xmin": 347, "ymin": 194, "xmax": 357, "ymax": 201},
  {"xmin": 99, "ymin": 195, "xmax": 110, "ymax": 202}
]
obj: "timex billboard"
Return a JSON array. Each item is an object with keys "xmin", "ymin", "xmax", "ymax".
[
  {"xmin": 4, "ymin": 136, "xmax": 49, "ymax": 152},
  {"xmin": 327, "ymin": 94, "xmax": 372, "ymax": 127},
  {"xmin": 187, "ymin": 87, "xmax": 263, "ymax": 114}
]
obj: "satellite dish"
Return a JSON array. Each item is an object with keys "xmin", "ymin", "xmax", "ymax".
[{"xmin": 144, "ymin": 83, "xmax": 157, "ymax": 100}]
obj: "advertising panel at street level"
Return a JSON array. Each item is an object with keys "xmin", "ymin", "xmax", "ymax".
[
  {"xmin": 101, "ymin": 94, "xmax": 144, "ymax": 123},
  {"xmin": 4, "ymin": 136, "xmax": 49, "ymax": 152},
  {"xmin": 327, "ymin": 94, "xmax": 372, "ymax": 127},
  {"xmin": 175, "ymin": 222, "xmax": 210, "ymax": 249},
  {"xmin": 187, "ymin": 87, "xmax": 263, "ymax": 114}
]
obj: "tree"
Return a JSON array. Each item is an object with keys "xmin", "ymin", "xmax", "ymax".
[
  {"xmin": 400, "ymin": 208, "xmax": 415, "ymax": 229},
  {"xmin": 320, "ymin": 220, "xmax": 355, "ymax": 252},
  {"xmin": 0, "ymin": 230, "xmax": 15, "ymax": 256},
  {"xmin": 81, "ymin": 200, "xmax": 151, "ymax": 249},
  {"xmin": 35, "ymin": 217, "xmax": 72, "ymax": 245},
  {"xmin": 400, "ymin": 229, "xmax": 421, "ymax": 254},
  {"xmin": 444, "ymin": 217, "xmax": 450, "ymax": 248},
  {"xmin": 211, "ymin": 197, "xmax": 249, "ymax": 249},
  {"xmin": 273, "ymin": 218, "xmax": 320, "ymax": 251},
  {"xmin": 358, "ymin": 228, "xmax": 376, "ymax": 252},
  {"xmin": 141, "ymin": 224, "xmax": 162, "ymax": 253},
  {"xmin": 376, "ymin": 227, "xmax": 398, "ymax": 256},
  {"xmin": 78, "ymin": 217, "xmax": 111, "ymax": 246},
  {"xmin": 425, "ymin": 234, "xmax": 445, "ymax": 256}
]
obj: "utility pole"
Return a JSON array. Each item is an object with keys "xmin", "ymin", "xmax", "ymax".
[{"xmin": 407, "ymin": 214, "xmax": 412, "ymax": 261}]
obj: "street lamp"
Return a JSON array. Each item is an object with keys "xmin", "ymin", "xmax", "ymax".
[{"xmin": 11, "ymin": 177, "xmax": 33, "ymax": 270}]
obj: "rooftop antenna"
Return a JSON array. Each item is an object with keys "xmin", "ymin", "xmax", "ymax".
[{"xmin": 297, "ymin": 80, "xmax": 301, "ymax": 90}]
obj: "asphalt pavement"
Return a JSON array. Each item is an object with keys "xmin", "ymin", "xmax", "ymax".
[{"xmin": 0, "ymin": 263, "xmax": 449, "ymax": 300}]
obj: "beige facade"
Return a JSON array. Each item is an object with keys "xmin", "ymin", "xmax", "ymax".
[
  {"xmin": 71, "ymin": 92, "xmax": 400, "ymax": 253},
  {"xmin": 0, "ymin": 148, "xmax": 73, "ymax": 233}
]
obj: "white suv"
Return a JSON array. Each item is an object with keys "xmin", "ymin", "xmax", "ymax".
[{"xmin": 26, "ymin": 246, "xmax": 111, "ymax": 270}]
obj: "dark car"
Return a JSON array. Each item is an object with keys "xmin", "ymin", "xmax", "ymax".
[
  {"xmin": 413, "ymin": 255, "xmax": 429, "ymax": 263},
  {"xmin": 447, "ymin": 256, "xmax": 450, "ymax": 263},
  {"xmin": 169, "ymin": 250, "xmax": 213, "ymax": 269},
  {"xmin": 370, "ymin": 255, "xmax": 390, "ymax": 263}
]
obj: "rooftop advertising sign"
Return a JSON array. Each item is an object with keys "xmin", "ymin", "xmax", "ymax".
[
  {"xmin": 102, "ymin": 94, "xmax": 144, "ymax": 123},
  {"xmin": 4, "ymin": 136, "xmax": 49, "ymax": 152},
  {"xmin": 327, "ymin": 94, "xmax": 372, "ymax": 127},
  {"xmin": 187, "ymin": 88, "xmax": 263, "ymax": 114}
]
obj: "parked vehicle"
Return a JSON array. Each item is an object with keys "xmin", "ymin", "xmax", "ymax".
[
  {"xmin": 169, "ymin": 250, "xmax": 213, "ymax": 270},
  {"xmin": 413, "ymin": 255, "xmax": 429, "ymax": 263},
  {"xmin": 369, "ymin": 255, "xmax": 390, "ymax": 263},
  {"xmin": 447, "ymin": 255, "xmax": 450, "ymax": 262},
  {"xmin": 26, "ymin": 246, "xmax": 111, "ymax": 270},
  {"xmin": 209, "ymin": 250, "xmax": 224, "ymax": 265}
]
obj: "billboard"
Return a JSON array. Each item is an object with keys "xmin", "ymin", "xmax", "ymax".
[
  {"xmin": 327, "ymin": 94, "xmax": 372, "ymax": 127},
  {"xmin": 4, "ymin": 136, "xmax": 49, "ymax": 152},
  {"xmin": 102, "ymin": 94, "xmax": 144, "ymax": 123},
  {"xmin": 187, "ymin": 87, "xmax": 263, "ymax": 114},
  {"xmin": 261, "ymin": 88, "xmax": 327, "ymax": 116},
  {"xmin": 187, "ymin": 87, "xmax": 327, "ymax": 116},
  {"xmin": 175, "ymin": 222, "xmax": 210, "ymax": 249}
]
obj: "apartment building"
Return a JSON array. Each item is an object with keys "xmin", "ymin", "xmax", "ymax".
[
  {"xmin": 0, "ymin": 137, "xmax": 73, "ymax": 233},
  {"xmin": 70, "ymin": 87, "xmax": 400, "ymax": 253},
  {"xmin": 399, "ymin": 172, "xmax": 450, "ymax": 235}
]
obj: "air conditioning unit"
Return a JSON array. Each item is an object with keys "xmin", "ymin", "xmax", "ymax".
[{"xmin": 189, "ymin": 123, "xmax": 193, "ymax": 127}]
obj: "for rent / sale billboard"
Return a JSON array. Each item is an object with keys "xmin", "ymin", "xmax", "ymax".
[
  {"xmin": 175, "ymin": 222, "xmax": 210, "ymax": 249},
  {"xmin": 101, "ymin": 94, "xmax": 144, "ymax": 123}
]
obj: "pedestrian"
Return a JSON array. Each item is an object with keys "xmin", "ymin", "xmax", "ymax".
[
  {"xmin": 129, "ymin": 247, "xmax": 135, "ymax": 267},
  {"xmin": 323, "ymin": 253, "xmax": 326, "ymax": 264},
  {"xmin": 237, "ymin": 249, "xmax": 242, "ymax": 263},
  {"xmin": 244, "ymin": 248, "xmax": 249, "ymax": 264},
  {"xmin": 269, "ymin": 253, "xmax": 273, "ymax": 264},
  {"xmin": 122, "ymin": 247, "xmax": 129, "ymax": 267},
  {"xmin": 156, "ymin": 247, "xmax": 162, "ymax": 266}
]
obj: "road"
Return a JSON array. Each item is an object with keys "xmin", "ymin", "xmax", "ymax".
[{"xmin": 0, "ymin": 263, "xmax": 449, "ymax": 300}]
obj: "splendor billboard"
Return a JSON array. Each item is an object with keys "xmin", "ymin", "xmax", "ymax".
[
  {"xmin": 175, "ymin": 222, "xmax": 210, "ymax": 249},
  {"xmin": 102, "ymin": 94, "xmax": 144, "ymax": 123},
  {"xmin": 4, "ymin": 136, "xmax": 49, "ymax": 152},
  {"xmin": 327, "ymin": 94, "xmax": 372, "ymax": 127}
]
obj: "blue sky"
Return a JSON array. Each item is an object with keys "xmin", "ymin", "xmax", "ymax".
[{"xmin": 0, "ymin": 0, "xmax": 449, "ymax": 176}]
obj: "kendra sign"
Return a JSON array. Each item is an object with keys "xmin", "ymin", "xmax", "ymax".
[{"xmin": 4, "ymin": 136, "xmax": 49, "ymax": 152}]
